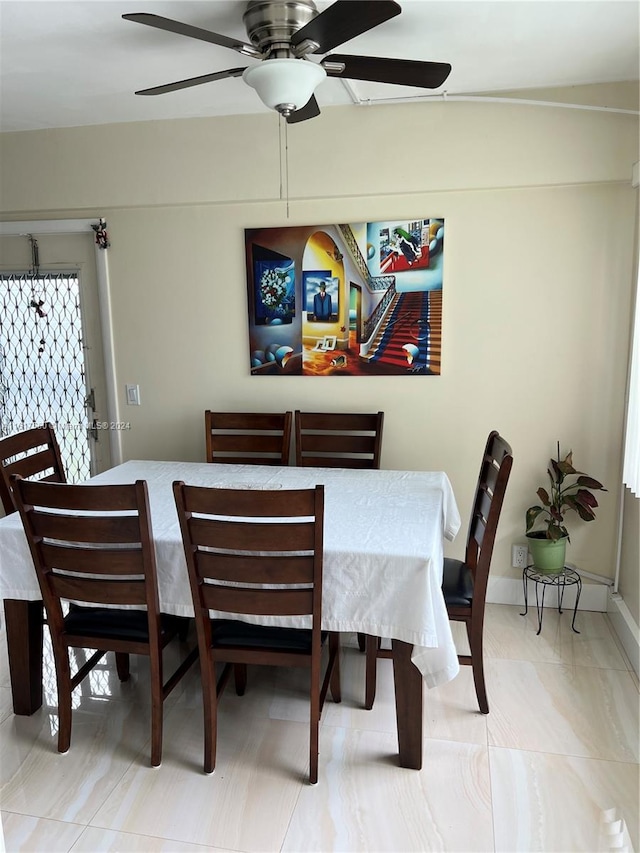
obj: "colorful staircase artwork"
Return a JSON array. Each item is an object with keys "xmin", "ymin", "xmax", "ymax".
[{"xmin": 369, "ymin": 290, "xmax": 442, "ymax": 374}]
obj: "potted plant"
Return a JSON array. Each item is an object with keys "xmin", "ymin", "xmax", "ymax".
[{"xmin": 525, "ymin": 444, "xmax": 607, "ymax": 574}]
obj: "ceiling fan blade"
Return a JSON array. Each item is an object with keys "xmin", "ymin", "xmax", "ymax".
[
  {"xmin": 286, "ymin": 95, "xmax": 321, "ymax": 124},
  {"xmin": 135, "ymin": 67, "xmax": 246, "ymax": 96},
  {"xmin": 122, "ymin": 13, "xmax": 261, "ymax": 58},
  {"xmin": 323, "ymin": 55, "xmax": 452, "ymax": 89},
  {"xmin": 291, "ymin": 0, "xmax": 400, "ymax": 54}
]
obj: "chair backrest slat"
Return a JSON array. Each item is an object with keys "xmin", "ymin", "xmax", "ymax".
[
  {"xmin": 31, "ymin": 512, "xmax": 141, "ymax": 544},
  {"xmin": 202, "ymin": 584, "xmax": 314, "ymax": 616},
  {"xmin": 0, "ymin": 423, "xmax": 66, "ymax": 514},
  {"xmin": 189, "ymin": 516, "xmax": 315, "ymax": 551},
  {"xmin": 295, "ymin": 411, "xmax": 384, "ymax": 469},
  {"xmin": 17, "ymin": 479, "xmax": 139, "ymax": 511},
  {"xmin": 205, "ymin": 411, "xmax": 292, "ymax": 466},
  {"xmin": 474, "ymin": 486, "xmax": 493, "ymax": 530},
  {"xmin": 469, "ymin": 514, "xmax": 487, "ymax": 550},
  {"xmin": 196, "ymin": 551, "xmax": 314, "ymax": 584},
  {"xmin": 299, "ymin": 433, "xmax": 378, "ymax": 455},
  {"xmin": 213, "ymin": 434, "xmax": 286, "ymax": 454},
  {"xmin": 482, "ymin": 457, "xmax": 500, "ymax": 494},
  {"xmin": 51, "ymin": 575, "xmax": 147, "ymax": 607},
  {"xmin": 41, "ymin": 543, "xmax": 144, "ymax": 575},
  {"xmin": 181, "ymin": 483, "xmax": 314, "ymax": 516},
  {"xmin": 297, "ymin": 412, "xmax": 379, "ymax": 431}
]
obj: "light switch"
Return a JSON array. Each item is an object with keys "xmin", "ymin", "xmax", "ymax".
[{"xmin": 125, "ymin": 384, "xmax": 140, "ymax": 406}]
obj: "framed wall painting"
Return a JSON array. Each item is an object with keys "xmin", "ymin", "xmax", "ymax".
[{"xmin": 245, "ymin": 218, "xmax": 445, "ymax": 376}]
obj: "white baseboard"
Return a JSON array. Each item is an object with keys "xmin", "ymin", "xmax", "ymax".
[
  {"xmin": 606, "ymin": 592, "xmax": 640, "ymax": 678},
  {"xmin": 487, "ymin": 574, "xmax": 608, "ymax": 611}
]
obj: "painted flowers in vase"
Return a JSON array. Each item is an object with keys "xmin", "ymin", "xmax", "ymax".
[{"xmin": 259, "ymin": 265, "xmax": 294, "ymax": 318}]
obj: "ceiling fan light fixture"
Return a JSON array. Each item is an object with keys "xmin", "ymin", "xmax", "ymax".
[
  {"xmin": 124, "ymin": 2, "xmax": 452, "ymax": 124},
  {"xmin": 243, "ymin": 58, "xmax": 326, "ymax": 116}
]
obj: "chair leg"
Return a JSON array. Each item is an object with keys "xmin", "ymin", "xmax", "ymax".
[
  {"xmin": 115, "ymin": 652, "xmax": 130, "ymax": 681},
  {"xmin": 234, "ymin": 663, "xmax": 247, "ymax": 696},
  {"xmin": 202, "ymin": 653, "xmax": 218, "ymax": 774},
  {"xmin": 329, "ymin": 633, "xmax": 341, "ymax": 703},
  {"xmin": 364, "ymin": 635, "xmax": 379, "ymax": 710},
  {"xmin": 357, "ymin": 632, "xmax": 366, "ymax": 652},
  {"xmin": 466, "ymin": 620, "xmax": 488, "ymax": 714},
  {"xmin": 309, "ymin": 660, "xmax": 320, "ymax": 785},
  {"xmin": 56, "ymin": 647, "xmax": 73, "ymax": 754},
  {"xmin": 149, "ymin": 650, "xmax": 163, "ymax": 767}
]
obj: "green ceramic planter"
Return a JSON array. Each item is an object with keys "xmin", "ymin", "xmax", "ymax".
[{"xmin": 526, "ymin": 532, "xmax": 567, "ymax": 574}]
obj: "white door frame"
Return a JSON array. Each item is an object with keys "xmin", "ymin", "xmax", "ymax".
[{"xmin": 0, "ymin": 219, "xmax": 122, "ymax": 465}]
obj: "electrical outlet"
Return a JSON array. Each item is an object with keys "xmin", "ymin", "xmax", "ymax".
[{"xmin": 512, "ymin": 544, "xmax": 528, "ymax": 569}]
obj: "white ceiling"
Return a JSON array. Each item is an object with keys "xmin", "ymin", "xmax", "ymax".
[{"xmin": 1, "ymin": 0, "xmax": 638, "ymax": 132}]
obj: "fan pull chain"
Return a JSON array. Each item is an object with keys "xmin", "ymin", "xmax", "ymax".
[
  {"xmin": 278, "ymin": 115, "xmax": 283, "ymax": 200},
  {"xmin": 284, "ymin": 118, "xmax": 289, "ymax": 219},
  {"xmin": 278, "ymin": 114, "xmax": 290, "ymax": 219}
]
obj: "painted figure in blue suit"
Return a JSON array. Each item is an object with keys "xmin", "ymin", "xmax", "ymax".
[{"xmin": 313, "ymin": 282, "xmax": 332, "ymax": 321}]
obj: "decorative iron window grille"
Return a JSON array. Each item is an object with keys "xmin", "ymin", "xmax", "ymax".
[{"xmin": 0, "ymin": 272, "xmax": 91, "ymax": 482}]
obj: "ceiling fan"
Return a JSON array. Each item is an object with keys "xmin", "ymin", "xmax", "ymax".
[{"xmin": 123, "ymin": 0, "xmax": 452, "ymax": 123}]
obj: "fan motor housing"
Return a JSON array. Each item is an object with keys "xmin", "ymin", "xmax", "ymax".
[{"xmin": 243, "ymin": 0, "xmax": 318, "ymax": 55}]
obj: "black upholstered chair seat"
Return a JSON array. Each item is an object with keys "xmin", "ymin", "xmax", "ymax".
[
  {"xmin": 211, "ymin": 619, "xmax": 327, "ymax": 653},
  {"xmin": 442, "ymin": 558, "xmax": 475, "ymax": 607},
  {"xmin": 64, "ymin": 606, "xmax": 182, "ymax": 643}
]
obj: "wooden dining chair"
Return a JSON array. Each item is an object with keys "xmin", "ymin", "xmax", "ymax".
[
  {"xmin": 11, "ymin": 476, "xmax": 198, "ymax": 766},
  {"xmin": 0, "ymin": 423, "xmax": 66, "ymax": 514},
  {"xmin": 364, "ymin": 430, "xmax": 513, "ymax": 714},
  {"xmin": 205, "ymin": 411, "xmax": 292, "ymax": 466},
  {"xmin": 294, "ymin": 411, "xmax": 384, "ymax": 469},
  {"xmin": 173, "ymin": 481, "xmax": 341, "ymax": 784}
]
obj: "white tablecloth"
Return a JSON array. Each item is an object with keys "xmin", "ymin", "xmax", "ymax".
[{"xmin": 0, "ymin": 460, "xmax": 461, "ymax": 688}]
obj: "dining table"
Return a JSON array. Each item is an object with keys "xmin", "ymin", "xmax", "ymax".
[{"xmin": 0, "ymin": 459, "xmax": 461, "ymax": 770}]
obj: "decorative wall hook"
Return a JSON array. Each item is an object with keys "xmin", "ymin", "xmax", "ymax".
[{"xmin": 92, "ymin": 218, "xmax": 110, "ymax": 249}]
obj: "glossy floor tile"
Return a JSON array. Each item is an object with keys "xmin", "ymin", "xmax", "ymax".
[
  {"xmin": 486, "ymin": 657, "xmax": 639, "ymax": 762},
  {"xmin": 0, "ymin": 813, "xmax": 86, "ymax": 853},
  {"xmin": 490, "ymin": 746, "xmax": 639, "ymax": 852},
  {"xmin": 1, "ymin": 605, "xmax": 638, "ymax": 852},
  {"xmin": 0, "ymin": 686, "xmax": 13, "ymax": 725},
  {"xmin": 282, "ymin": 732, "xmax": 493, "ymax": 852}
]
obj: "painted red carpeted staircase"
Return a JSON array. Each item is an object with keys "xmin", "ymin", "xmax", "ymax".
[{"xmin": 369, "ymin": 290, "xmax": 441, "ymax": 372}]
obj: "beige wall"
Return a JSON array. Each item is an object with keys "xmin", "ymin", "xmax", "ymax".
[{"xmin": 1, "ymin": 95, "xmax": 638, "ymax": 587}]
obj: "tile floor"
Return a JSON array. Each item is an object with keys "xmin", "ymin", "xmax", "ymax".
[{"xmin": 0, "ymin": 603, "xmax": 638, "ymax": 852}]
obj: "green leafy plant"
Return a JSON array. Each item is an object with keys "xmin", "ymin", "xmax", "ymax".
[{"xmin": 525, "ymin": 444, "xmax": 607, "ymax": 542}]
